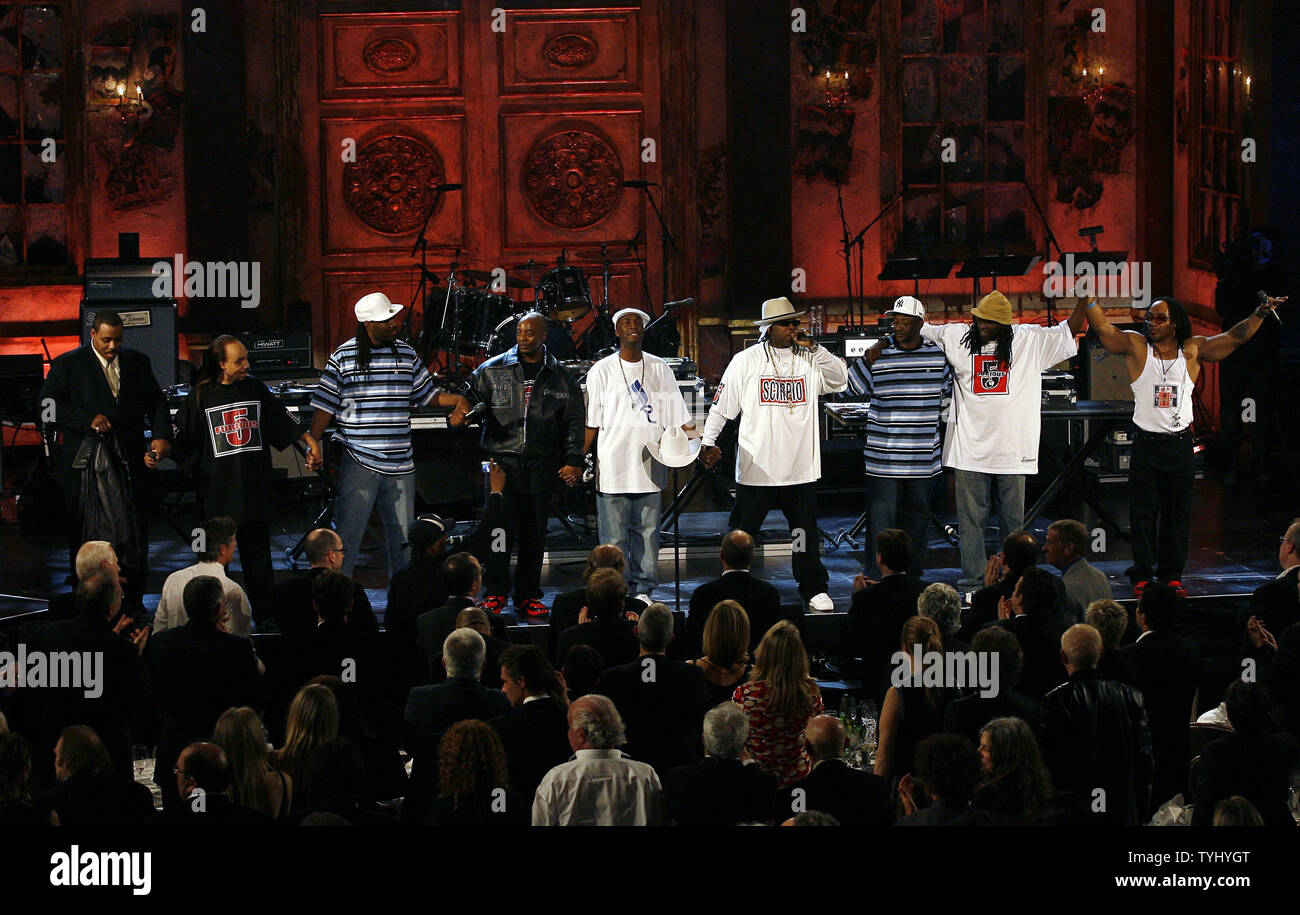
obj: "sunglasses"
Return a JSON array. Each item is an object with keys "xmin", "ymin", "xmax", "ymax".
[
  {"xmin": 1145, "ymin": 314, "xmax": 1171, "ymax": 324},
  {"xmin": 772, "ymin": 319, "xmax": 801, "ymax": 328}
]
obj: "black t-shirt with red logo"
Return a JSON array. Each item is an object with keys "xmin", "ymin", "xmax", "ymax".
[{"xmin": 173, "ymin": 377, "xmax": 303, "ymax": 524}]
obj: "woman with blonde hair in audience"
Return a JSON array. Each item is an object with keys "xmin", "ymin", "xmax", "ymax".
[
  {"xmin": 733, "ymin": 620, "xmax": 823, "ymax": 786},
  {"xmin": 214, "ymin": 706, "xmax": 293, "ymax": 821},
  {"xmin": 691, "ymin": 600, "xmax": 752, "ymax": 705},
  {"xmin": 875, "ymin": 616, "xmax": 955, "ymax": 783},
  {"xmin": 272, "ymin": 683, "xmax": 339, "ymax": 808}
]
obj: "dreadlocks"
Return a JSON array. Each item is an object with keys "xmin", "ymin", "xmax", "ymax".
[
  {"xmin": 354, "ymin": 321, "xmax": 374, "ymax": 375},
  {"xmin": 963, "ymin": 321, "xmax": 1014, "ymax": 367}
]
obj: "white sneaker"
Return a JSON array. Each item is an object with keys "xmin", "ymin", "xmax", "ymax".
[{"xmin": 808, "ymin": 592, "xmax": 834, "ymax": 613}]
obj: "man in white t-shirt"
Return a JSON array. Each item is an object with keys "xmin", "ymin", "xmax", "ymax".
[
  {"xmin": 701, "ymin": 297, "xmax": 849, "ymax": 612},
  {"xmin": 154, "ymin": 515, "xmax": 253, "ymax": 637},
  {"xmin": 921, "ymin": 290, "xmax": 1090, "ymax": 589},
  {"xmin": 583, "ymin": 308, "xmax": 695, "ymax": 601}
]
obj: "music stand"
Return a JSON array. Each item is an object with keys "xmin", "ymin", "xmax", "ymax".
[
  {"xmin": 956, "ymin": 254, "xmax": 1038, "ymax": 310},
  {"xmin": 878, "ymin": 257, "xmax": 956, "ymax": 298}
]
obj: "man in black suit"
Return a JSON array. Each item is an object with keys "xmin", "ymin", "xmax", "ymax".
[
  {"xmin": 150, "ymin": 742, "xmax": 273, "ymax": 827},
  {"xmin": 941, "ymin": 626, "xmax": 1045, "ymax": 743},
  {"xmin": 273, "ymin": 528, "xmax": 379, "ymax": 637},
  {"xmin": 17, "ymin": 571, "xmax": 151, "ymax": 790},
  {"xmin": 846, "ymin": 529, "xmax": 924, "ymax": 702},
  {"xmin": 39, "ymin": 310, "xmax": 172, "ymax": 610},
  {"xmin": 455, "ymin": 606, "xmax": 509, "ymax": 691},
  {"xmin": 667, "ymin": 702, "xmax": 778, "ymax": 827},
  {"xmin": 959, "ymin": 531, "xmax": 1079, "ymax": 640},
  {"xmin": 554, "ymin": 568, "xmax": 640, "ymax": 669},
  {"xmin": 685, "ymin": 530, "xmax": 784, "ymax": 657},
  {"xmin": 549, "ymin": 544, "xmax": 645, "ymax": 661},
  {"xmin": 991, "ymin": 567, "xmax": 1069, "ymax": 699},
  {"xmin": 772, "ymin": 715, "xmax": 892, "ymax": 826},
  {"xmin": 490, "ymin": 644, "xmax": 572, "ymax": 800},
  {"xmin": 401, "ymin": 627, "xmax": 510, "ymax": 822},
  {"xmin": 1117, "ymin": 583, "xmax": 1200, "ymax": 813},
  {"xmin": 147, "ymin": 575, "xmax": 261, "ymax": 809},
  {"xmin": 416, "ymin": 551, "xmax": 482, "ymax": 683},
  {"xmin": 596, "ymin": 603, "xmax": 711, "ymax": 778},
  {"xmin": 386, "ymin": 513, "xmax": 452, "ymax": 688},
  {"xmin": 1243, "ymin": 518, "xmax": 1300, "ymax": 656},
  {"xmin": 35, "ymin": 725, "xmax": 155, "ymax": 828}
]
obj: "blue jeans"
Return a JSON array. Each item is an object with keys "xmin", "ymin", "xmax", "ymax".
[
  {"xmin": 334, "ymin": 448, "xmax": 416, "ymax": 581},
  {"xmin": 954, "ymin": 470, "xmax": 1024, "ymax": 588},
  {"xmin": 597, "ymin": 491, "xmax": 661, "ymax": 596},
  {"xmin": 865, "ymin": 475, "xmax": 935, "ymax": 579}
]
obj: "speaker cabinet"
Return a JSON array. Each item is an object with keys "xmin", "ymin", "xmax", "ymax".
[
  {"xmin": 1084, "ymin": 340, "xmax": 1133, "ymax": 402},
  {"xmin": 80, "ymin": 301, "xmax": 179, "ymax": 391}
]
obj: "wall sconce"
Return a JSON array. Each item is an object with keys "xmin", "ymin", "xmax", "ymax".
[{"xmin": 823, "ymin": 69, "xmax": 851, "ymax": 110}]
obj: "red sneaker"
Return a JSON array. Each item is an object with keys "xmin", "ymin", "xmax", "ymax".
[
  {"xmin": 515, "ymin": 598, "xmax": 550, "ymax": 618},
  {"xmin": 479, "ymin": 594, "xmax": 508, "ymax": 614},
  {"xmin": 1166, "ymin": 580, "xmax": 1187, "ymax": 599},
  {"xmin": 1133, "ymin": 580, "xmax": 1150, "ymax": 598}
]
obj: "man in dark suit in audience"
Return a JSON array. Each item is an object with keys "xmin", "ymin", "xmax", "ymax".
[
  {"xmin": 150, "ymin": 742, "xmax": 272, "ymax": 827},
  {"xmin": 273, "ymin": 528, "xmax": 379, "ymax": 637},
  {"xmin": 772, "ymin": 715, "xmax": 892, "ymax": 826},
  {"xmin": 596, "ymin": 604, "xmax": 711, "ymax": 778},
  {"xmin": 402, "ymin": 628, "xmax": 509, "ymax": 822},
  {"xmin": 18, "ymin": 571, "xmax": 151, "ymax": 790},
  {"xmin": 1086, "ymin": 599, "xmax": 1142, "ymax": 685},
  {"xmin": 44, "ymin": 541, "xmax": 126, "ymax": 624},
  {"xmin": 686, "ymin": 530, "xmax": 783, "ymax": 656},
  {"xmin": 991, "ymin": 567, "xmax": 1070, "ymax": 699},
  {"xmin": 35, "ymin": 725, "xmax": 155, "ymax": 828},
  {"xmin": 941, "ymin": 626, "xmax": 1045, "ymax": 743},
  {"xmin": 386, "ymin": 513, "xmax": 452, "ymax": 689},
  {"xmin": 667, "ymin": 702, "xmax": 777, "ymax": 827},
  {"xmin": 846, "ymin": 529, "xmax": 925, "ymax": 703},
  {"xmin": 549, "ymin": 544, "xmax": 645, "ymax": 660},
  {"xmin": 1117, "ymin": 583, "xmax": 1200, "ymax": 813},
  {"xmin": 490, "ymin": 645, "xmax": 572, "ymax": 800},
  {"xmin": 147, "ymin": 575, "xmax": 261, "ymax": 809},
  {"xmin": 960, "ymin": 531, "xmax": 1079, "ymax": 640},
  {"xmin": 416, "ymin": 551, "xmax": 482, "ymax": 683},
  {"xmin": 555, "ymin": 568, "xmax": 640, "ymax": 669},
  {"xmin": 1243, "ymin": 518, "xmax": 1300, "ymax": 656}
]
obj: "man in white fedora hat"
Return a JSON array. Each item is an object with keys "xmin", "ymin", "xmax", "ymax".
[
  {"xmin": 582, "ymin": 306, "xmax": 696, "ymax": 602},
  {"xmin": 847, "ymin": 295, "xmax": 951, "ymax": 580},
  {"xmin": 917, "ymin": 289, "xmax": 1091, "ymax": 590},
  {"xmin": 309, "ymin": 291, "xmax": 473, "ymax": 579},
  {"xmin": 701, "ymin": 297, "xmax": 848, "ymax": 612}
]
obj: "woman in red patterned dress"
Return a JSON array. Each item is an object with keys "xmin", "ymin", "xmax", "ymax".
[{"xmin": 732, "ymin": 621, "xmax": 824, "ymax": 786}]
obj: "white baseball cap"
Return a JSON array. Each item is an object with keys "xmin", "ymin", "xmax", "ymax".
[
  {"xmin": 612, "ymin": 307, "xmax": 652, "ymax": 326},
  {"xmin": 887, "ymin": 295, "xmax": 925, "ymax": 318},
  {"xmin": 354, "ymin": 292, "xmax": 404, "ymax": 323}
]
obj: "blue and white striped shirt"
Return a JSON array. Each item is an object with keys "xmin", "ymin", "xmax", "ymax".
[
  {"xmin": 311, "ymin": 337, "xmax": 437, "ymax": 474},
  {"xmin": 847, "ymin": 337, "xmax": 950, "ymax": 478}
]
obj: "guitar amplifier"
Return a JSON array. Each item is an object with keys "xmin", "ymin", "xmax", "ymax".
[
  {"xmin": 83, "ymin": 259, "xmax": 168, "ymax": 302},
  {"xmin": 80, "ymin": 301, "xmax": 178, "ymax": 390},
  {"xmin": 237, "ymin": 331, "xmax": 313, "ymax": 378}
]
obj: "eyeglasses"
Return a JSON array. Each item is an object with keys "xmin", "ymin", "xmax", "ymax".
[
  {"xmin": 1145, "ymin": 314, "xmax": 1171, "ymax": 324},
  {"xmin": 773, "ymin": 319, "xmax": 801, "ymax": 328}
]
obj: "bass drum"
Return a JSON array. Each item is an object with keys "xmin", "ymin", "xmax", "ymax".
[{"xmin": 487, "ymin": 315, "xmax": 577, "ymax": 361}]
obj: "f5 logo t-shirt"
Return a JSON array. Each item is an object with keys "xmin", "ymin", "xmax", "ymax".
[
  {"xmin": 206, "ymin": 401, "xmax": 263, "ymax": 456},
  {"xmin": 971, "ymin": 355, "xmax": 1010, "ymax": 394}
]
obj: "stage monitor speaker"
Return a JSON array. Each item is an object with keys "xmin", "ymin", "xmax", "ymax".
[
  {"xmin": 80, "ymin": 301, "xmax": 179, "ymax": 391},
  {"xmin": 1084, "ymin": 341, "xmax": 1133, "ymax": 402}
]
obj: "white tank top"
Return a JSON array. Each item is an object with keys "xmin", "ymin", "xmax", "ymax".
[{"xmin": 1131, "ymin": 344, "xmax": 1194, "ymax": 433}]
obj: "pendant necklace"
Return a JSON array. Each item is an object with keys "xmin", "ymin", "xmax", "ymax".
[
  {"xmin": 617, "ymin": 353, "xmax": 647, "ymax": 416},
  {"xmin": 766, "ymin": 343, "xmax": 799, "ymax": 415},
  {"xmin": 1155, "ymin": 345, "xmax": 1182, "ymax": 426}
]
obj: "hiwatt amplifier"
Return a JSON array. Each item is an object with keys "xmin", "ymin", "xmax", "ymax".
[
  {"xmin": 83, "ymin": 258, "xmax": 168, "ymax": 302},
  {"xmin": 80, "ymin": 301, "xmax": 178, "ymax": 390},
  {"xmin": 237, "ymin": 331, "xmax": 314, "ymax": 380}
]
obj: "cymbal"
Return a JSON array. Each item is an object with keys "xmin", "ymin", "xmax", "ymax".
[
  {"xmin": 509, "ymin": 260, "xmax": 547, "ymax": 271},
  {"xmin": 574, "ymin": 242, "xmax": 638, "ymax": 259}
]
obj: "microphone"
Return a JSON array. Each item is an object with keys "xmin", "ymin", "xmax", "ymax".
[
  {"xmin": 1257, "ymin": 290, "xmax": 1284, "ymax": 325},
  {"xmin": 433, "ymin": 183, "xmax": 463, "ymax": 192},
  {"xmin": 621, "ymin": 180, "xmax": 657, "ymax": 188},
  {"xmin": 661, "ymin": 297, "xmax": 694, "ymax": 311}
]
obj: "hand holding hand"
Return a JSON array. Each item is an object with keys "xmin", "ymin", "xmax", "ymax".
[
  {"xmin": 700, "ymin": 445, "xmax": 722, "ymax": 468},
  {"xmin": 447, "ymin": 395, "xmax": 472, "ymax": 428},
  {"xmin": 558, "ymin": 464, "xmax": 582, "ymax": 487}
]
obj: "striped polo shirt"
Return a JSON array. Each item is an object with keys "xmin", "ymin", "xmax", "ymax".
[
  {"xmin": 847, "ymin": 337, "xmax": 950, "ymax": 478},
  {"xmin": 311, "ymin": 337, "xmax": 437, "ymax": 474}
]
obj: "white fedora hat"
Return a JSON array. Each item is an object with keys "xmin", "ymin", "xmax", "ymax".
[
  {"xmin": 644, "ymin": 425, "xmax": 702, "ymax": 468},
  {"xmin": 354, "ymin": 291, "xmax": 404, "ymax": 322},
  {"xmin": 755, "ymin": 296, "xmax": 808, "ymax": 326}
]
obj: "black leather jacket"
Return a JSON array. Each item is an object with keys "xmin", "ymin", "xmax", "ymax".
[
  {"xmin": 469, "ymin": 346, "xmax": 584, "ymax": 470},
  {"xmin": 1043, "ymin": 669, "xmax": 1154, "ymax": 825}
]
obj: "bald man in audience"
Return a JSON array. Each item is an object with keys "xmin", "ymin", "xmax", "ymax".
[
  {"xmin": 772, "ymin": 715, "xmax": 892, "ymax": 826},
  {"xmin": 272, "ymin": 528, "xmax": 378, "ymax": 636},
  {"xmin": 152, "ymin": 741, "xmax": 272, "ymax": 827},
  {"xmin": 1042, "ymin": 624, "xmax": 1153, "ymax": 826},
  {"xmin": 686, "ymin": 530, "xmax": 784, "ymax": 656}
]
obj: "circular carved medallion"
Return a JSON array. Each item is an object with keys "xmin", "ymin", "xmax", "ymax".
[
  {"xmin": 523, "ymin": 130, "xmax": 622, "ymax": 229},
  {"xmin": 543, "ymin": 33, "xmax": 598, "ymax": 69},
  {"xmin": 363, "ymin": 36, "xmax": 419, "ymax": 74},
  {"xmin": 343, "ymin": 135, "xmax": 444, "ymax": 235}
]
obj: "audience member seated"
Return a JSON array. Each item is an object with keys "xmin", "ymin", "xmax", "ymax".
[
  {"xmin": 876, "ymin": 616, "xmax": 956, "ymax": 782},
  {"xmin": 148, "ymin": 575, "xmax": 261, "ymax": 809},
  {"xmin": 918, "ymin": 583, "xmax": 969, "ymax": 654},
  {"xmin": 0, "ymin": 732, "xmax": 51, "ymax": 826},
  {"xmin": 386, "ymin": 513, "xmax": 453, "ymax": 688},
  {"xmin": 1118, "ymin": 582, "xmax": 1201, "ymax": 813},
  {"xmin": 1246, "ymin": 518, "xmax": 1300, "ymax": 644},
  {"xmin": 1086, "ymin": 599, "xmax": 1140, "ymax": 684},
  {"xmin": 20, "ymin": 570, "xmax": 150, "ymax": 790},
  {"xmin": 1044, "ymin": 519, "xmax": 1114, "ymax": 613},
  {"xmin": 34, "ymin": 725, "xmax": 153, "ymax": 828},
  {"xmin": 991, "ymin": 567, "xmax": 1070, "ymax": 699},
  {"xmin": 550, "ymin": 544, "xmax": 645, "ymax": 660},
  {"xmin": 555, "ymin": 569, "xmax": 640, "ymax": 670},
  {"xmin": 941, "ymin": 626, "xmax": 1045, "ymax": 743},
  {"xmin": 666, "ymin": 702, "xmax": 777, "ymax": 827},
  {"xmin": 212, "ymin": 707, "xmax": 292, "ymax": 822},
  {"xmin": 773, "ymin": 715, "xmax": 891, "ymax": 826},
  {"xmin": 151, "ymin": 741, "xmax": 273, "ymax": 827},
  {"xmin": 690, "ymin": 600, "xmax": 753, "ymax": 706},
  {"xmin": 291, "ymin": 738, "xmax": 396, "ymax": 827},
  {"xmin": 308, "ymin": 675, "xmax": 407, "ymax": 804},
  {"xmin": 272, "ymin": 683, "xmax": 340, "ymax": 810},
  {"xmin": 960, "ymin": 531, "xmax": 1079, "ymax": 640},
  {"xmin": 154, "ymin": 516, "xmax": 252, "ymax": 637},
  {"xmin": 1043, "ymin": 624, "xmax": 1153, "ymax": 826},
  {"xmin": 490, "ymin": 645, "xmax": 572, "ymax": 800},
  {"xmin": 1213, "ymin": 795, "xmax": 1265, "ymax": 826},
  {"xmin": 561, "ymin": 645, "xmax": 605, "ymax": 703},
  {"xmin": 416, "ymin": 552, "xmax": 483, "ymax": 683},
  {"xmin": 402, "ymin": 628, "xmax": 510, "ymax": 823},
  {"xmin": 847, "ymin": 529, "xmax": 925, "ymax": 703},
  {"xmin": 532, "ymin": 695, "xmax": 665, "ymax": 826},
  {"xmin": 597, "ymin": 603, "xmax": 711, "ymax": 778},
  {"xmin": 44, "ymin": 540, "xmax": 126, "ymax": 624},
  {"xmin": 428, "ymin": 720, "xmax": 528, "ymax": 827},
  {"xmin": 273, "ymin": 528, "xmax": 379, "ymax": 637},
  {"xmin": 897, "ymin": 733, "xmax": 991, "ymax": 825},
  {"xmin": 1190, "ymin": 680, "xmax": 1299, "ymax": 827},
  {"xmin": 686, "ymin": 530, "xmax": 783, "ymax": 657},
  {"xmin": 456, "ymin": 606, "xmax": 509, "ymax": 690},
  {"xmin": 971, "ymin": 716, "xmax": 1053, "ymax": 825},
  {"xmin": 733, "ymin": 621, "xmax": 824, "ymax": 787}
]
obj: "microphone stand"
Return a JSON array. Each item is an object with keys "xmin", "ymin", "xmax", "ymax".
[
  {"xmin": 845, "ymin": 185, "xmax": 905, "ymax": 324},
  {"xmin": 632, "ymin": 185, "xmax": 682, "ymax": 354},
  {"xmin": 1022, "ymin": 178, "xmax": 1062, "ymax": 326},
  {"xmin": 834, "ymin": 179, "xmax": 856, "ymax": 323}
]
